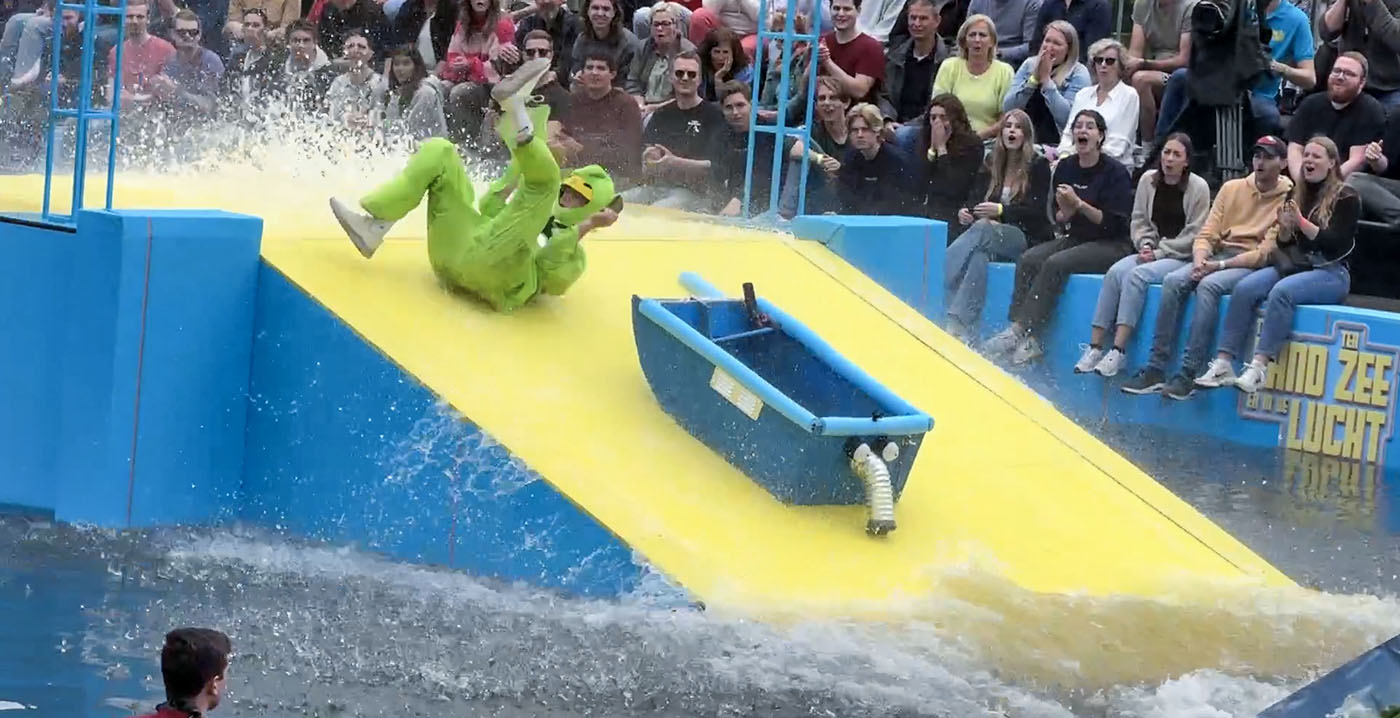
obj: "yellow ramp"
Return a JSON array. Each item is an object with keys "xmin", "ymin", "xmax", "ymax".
[
  {"xmin": 0, "ymin": 176, "xmax": 1293, "ymax": 616},
  {"xmin": 261, "ymin": 213, "xmax": 1294, "ymax": 615}
]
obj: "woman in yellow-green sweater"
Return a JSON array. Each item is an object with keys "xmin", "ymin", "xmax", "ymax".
[{"xmin": 932, "ymin": 13, "xmax": 1014, "ymax": 140}]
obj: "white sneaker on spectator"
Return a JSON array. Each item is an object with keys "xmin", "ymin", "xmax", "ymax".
[
  {"xmin": 1194, "ymin": 357, "xmax": 1238, "ymax": 388},
  {"xmin": 1235, "ymin": 359, "xmax": 1269, "ymax": 394},
  {"xmin": 330, "ymin": 197, "xmax": 394, "ymax": 258},
  {"xmin": 1010, "ymin": 336, "xmax": 1043, "ymax": 365},
  {"xmin": 983, "ymin": 326, "xmax": 1023, "ymax": 356},
  {"xmin": 1094, "ymin": 348, "xmax": 1126, "ymax": 377},
  {"xmin": 1073, "ymin": 345, "xmax": 1104, "ymax": 373}
]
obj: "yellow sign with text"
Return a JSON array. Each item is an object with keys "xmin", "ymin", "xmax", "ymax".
[{"xmin": 1239, "ymin": 322, "xmax": 1399, "ymax": 465}]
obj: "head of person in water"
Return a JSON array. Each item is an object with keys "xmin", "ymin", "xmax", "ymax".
[
  {"xmin": 557, "ymin": 165, "xmax": 625, "ymax": 226},
  {"xmin": 160, "ymin": 627, "xmax": 233, "ymax": 714}
]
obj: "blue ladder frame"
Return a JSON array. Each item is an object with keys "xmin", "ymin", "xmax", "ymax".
[
  {"xmin": 42, "ymin": 0, "xmax": 127, "ymax": 224},
  {"xmin": 741, "ymin": 0, "xmax": 824, "ymax": 219}
]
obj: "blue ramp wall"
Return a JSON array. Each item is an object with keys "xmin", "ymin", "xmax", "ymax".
[
  {"xmin": 0, "ymin": 211, "xmax": 261, "ymax": 526},
  {"xmin": 239, "ymin": 264, "xmax": 647, "ymax": 598},
  {"xmin": 790, "ymin": 215, "xmax": 947, "ymax": 319}
]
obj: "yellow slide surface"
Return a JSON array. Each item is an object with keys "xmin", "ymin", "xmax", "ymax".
[{"xmin": 0, "ymin": 176, "xmax": 1294, "ymax": 617}]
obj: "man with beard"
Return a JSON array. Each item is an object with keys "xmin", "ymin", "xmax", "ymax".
[
  {"xmin": 1285, "ymin": 51, "xmax": 1385, "ymax": 181},
  {"xmin": 128, "ymin": 628, "xmax": 233, "ymax": 718}
]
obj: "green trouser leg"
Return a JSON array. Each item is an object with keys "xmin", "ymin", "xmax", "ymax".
[{"xmin": 359, "ymin": 137, "xmax": 480, "ymax": 227}]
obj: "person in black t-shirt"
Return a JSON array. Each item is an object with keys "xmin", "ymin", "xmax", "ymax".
[
  {"xmin": 1345, "ymin": 97, "xmax": 1400, "ymax": 230},
  {"xmin": 835, "ymin": 103, "xmax": 919, "ymax": 214},
  {"xmin": 1286, "ymin": 52, "xmax": 1386, "ymax": 181},
  {"xmin": 984, "ymin": 108, "xmax": 1133, "ymax": 365},
  {"xmin": 626, "ymin": 50, "xmax": 726, "ymax": 209}
]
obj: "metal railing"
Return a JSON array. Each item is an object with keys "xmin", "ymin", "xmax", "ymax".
[
  {"xmin": 41, "ymin": 0, "xmax": 127, "ymax": 224},
  {"xmin": 741, "ymin": 0, "xmax": 824, "ymax": 219}
]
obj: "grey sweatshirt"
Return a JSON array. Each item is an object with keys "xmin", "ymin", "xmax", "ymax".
[
  {"xmin": 1325, "ymin": 0, "xmax": 1400, "ymax": 92},
  {"xmin": 1130, "ymin": 170, "xmax": 1212, "ymax": 259}
]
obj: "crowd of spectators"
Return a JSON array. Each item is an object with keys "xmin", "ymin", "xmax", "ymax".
[{"xmin": 0, "ymin": 0, "xmax": 1396, "ymax": 395}]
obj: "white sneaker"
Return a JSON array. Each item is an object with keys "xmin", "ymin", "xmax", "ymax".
[
  {"xmin": 491, "ymin": 57, "xmax": 551, "ymax": 140},
  {"xmin": 1235, "ymin": 359, "xmax": 1268, "ymax": 394},
  {"xmin": 1073, "ymin": 344, "xmax": 1104, "ymax": 373},
  {"xmin": 1010, "ymin": 335, "xmax": 1044, "ymax": 365},
  {"xmin": 1194, "ymin": 357, "xmax": 1238, "ymax": 388},
  {"xmin": 983, "ymin": 326, "xmax": 1023, "ymax": 356},
  {"xmin": 330, "ymin": 197, "xmax": 394, "ymax": 258},
  {"xmin": 1094, "ymin": 348, "xmax": 1126, "ymax": 377}
]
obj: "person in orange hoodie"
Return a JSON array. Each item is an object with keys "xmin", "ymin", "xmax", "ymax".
[{"xmin": 1120, "ymin": 135, "xmax": 1293, "ymax": 400}]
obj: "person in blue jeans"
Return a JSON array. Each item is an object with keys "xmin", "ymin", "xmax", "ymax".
[
  {"xmin": 1120, "ymin": 135, "xmax": 1293, "ymax": 399},
  {"xmin": 1203, "ymin": 136, "xmax": 1358, "ymax": 393},
  {"xmin": 1074, "ymin": 132, "xmax": 1210, "ymax": 376},
  {"xmin": 943, "ymin": 108, "xmax": 1052, "ymax": 340},
  {"xmin": 1153, "ymin": 0, "xmax": 1316, "ymax": 144}
]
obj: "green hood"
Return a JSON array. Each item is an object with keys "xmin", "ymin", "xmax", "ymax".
[{"xmin": 554, "ymin": 165, "xmax": 616, "ymax": 227}]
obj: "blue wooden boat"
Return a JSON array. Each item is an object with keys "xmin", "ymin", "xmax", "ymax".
[
  {"xmin": 1258, "ymin": 633, "xmax": 1400, "ymax": 717},
  {"xmin": 631, "ymin": 273, "xmax": 933, "ymax": 535}
]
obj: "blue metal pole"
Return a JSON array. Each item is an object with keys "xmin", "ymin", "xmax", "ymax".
[
  {"xmin": 107, "ymin": 0, "xmax": 128, "ymax": 209},
  {"xmin": 70, "ymin": 0, "xmax": 101, "ymax": 217},
  {"xmin": 794, "ymin": 0, "xmax": 823, "ymax": 217},
  {"xmin": 741, "ymin": 0, "xmax": 768, "ymax": 219},
  {"xmin": 41, "ymin": 4, "xmax": 65, "ymax": 220}
]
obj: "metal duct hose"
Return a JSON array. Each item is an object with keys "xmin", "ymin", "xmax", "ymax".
[{"xmin": 851, "ymin": 443, "xmax": 896, "ymax": 536}]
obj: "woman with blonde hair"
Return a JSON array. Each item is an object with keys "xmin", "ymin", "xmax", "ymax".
[
  {"xmin": 1056, "ymin": 37, "xmax": 1138, "ymax": 167},
  {"xmin": 1201, "ymin": 136, "xmax": 1359, "ymax": 393},
  {"xmin": 943, "ymin": 109, "xmax": 1053, "ymax": 339},
  {"xmin": 1003, "ymin": 20, "xmax": 1090, "ymax": 146},
  {"xmin": 931, "ymin": 13, "xmax": 1014, "ymax": 139}
]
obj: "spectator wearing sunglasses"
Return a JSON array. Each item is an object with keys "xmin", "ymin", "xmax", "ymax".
[
  {"xmin": 628, "ymin": 50, "xmax": 727, "ymax": 209},
  {"xmin": 151, "ymin": 9, "xmax": 224, "ymax": 119},
  {"xmin": 1056, "ymin": 37, "xmax": 1138, "ymax": 167}
]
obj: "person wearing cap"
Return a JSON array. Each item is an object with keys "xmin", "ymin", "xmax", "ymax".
[
  {"xmin": 129, "ymin": 628, "xmax": 232, "ymax": 718},
  {"xmin": 329, "ymin": 57, "xmax": 624, "ymax": 314},
  {"xmin": 1119, "ymin": 134, "xmax": 1293, "ymax": 400}
]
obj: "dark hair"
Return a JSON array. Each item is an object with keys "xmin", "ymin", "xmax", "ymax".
[
  {"xmin": 344, "ymin": 29, "xmax": 373, "ymax": 51},
  {"xmin": 582, "ymin": 0, "xmax": 624, "ymax": 40},
  {"xmin": 161, "ymin": 628, "xmax": 231, "ymax": 703},
  {"xmin": 387, "ymin": 45, "xmax": 429, "ymax": 108},
  {"xmin": 924, "ymin": 93, "xmax": 979, "ymax": 158},
  {"xmin": 242, "ymin": 7, "xmax": 268, "ymax": 23},
  {"xmin": 698, "ymin": 27, "xmax": 749, "ymax": 75},
  {"xmin": 462, "ymin": 0, "xmax": 502, "ymax": 34},
  {"xmin": 523, "ymin": 28, "xmax": 552, "ymax": 46},
  {"xmin": 286, "ymin": 19, "xmax": 317, "ymax": 39},
  {"xmin": 1153, "ymin": 131, "xmax": 1194, "ymax": 186},
  {"xmin": 906, "ymin": 0, "xmax": 941, "ymax": 12},
  {"xmin": 582, "ymin": 48, "xmax": 618, "ymax": 72},
  {"xmin": 1072, "ymin": 108, "xmax": 1107, "ymax": 148},
  {"xmin": 717, "ymin": 80, "xmax": 751, "ymax": 103}
]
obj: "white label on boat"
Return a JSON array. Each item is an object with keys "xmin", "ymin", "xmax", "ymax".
[{"xmin": 710, "ymin": 367, "xmax": 763, "ymax": 420}]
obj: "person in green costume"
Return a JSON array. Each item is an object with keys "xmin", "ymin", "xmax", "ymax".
[{"xmin": 328, "ymin": 57, "xmax": 624, "ymax": 313}]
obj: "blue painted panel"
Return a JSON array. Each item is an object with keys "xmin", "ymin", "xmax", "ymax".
[
  {"xmin": 791, "ymin": 214, "xmax": 946, "ymax": 319},
  {"xmin": 0, "ymin": 220, "xmax": 76, "ymax": 512},
  {"xmin": 122, "ymin": 211, "xmax": 262, "ymax": 526},
  {"xmin": 242, "ymin": 264, "xmax": 644, "ymax": 598},
  {"xmin": 0, "ymin": 210, "xmax": 259, "ymax": 527}
]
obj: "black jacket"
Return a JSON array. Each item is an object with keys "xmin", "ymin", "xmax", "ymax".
[
  {"xmin": 391, "ymin": 0, "xmax": 457, "ymax": 65},
  {"xmin": 1186, "ymin": 0, "xmax": 1271, "ymax": 106},
  {"xmin": 963, "ymin": 155, "xmax": 1054, "ymax": 246}
]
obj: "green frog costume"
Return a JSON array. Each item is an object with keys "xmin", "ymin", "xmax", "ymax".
[{"xmin": 329, "ymin": 58, "xmax": 617, "ymax": 313}]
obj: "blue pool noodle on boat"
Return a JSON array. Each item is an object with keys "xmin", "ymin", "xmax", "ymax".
[
  {"xmin": 631, "ymin": 272, "xmax": 933, "ymax": 506},
  {"xmin": 1259, "ymin": 633, "xmax": 1400, "ymax": 717}
]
